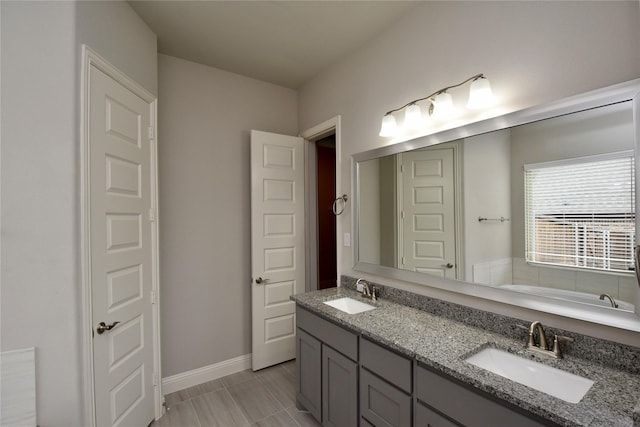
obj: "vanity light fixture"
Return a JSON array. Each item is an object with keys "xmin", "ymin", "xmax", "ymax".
[{"xmin": 379, "ymin": 73, "xmax": 494, "ymax": 137}]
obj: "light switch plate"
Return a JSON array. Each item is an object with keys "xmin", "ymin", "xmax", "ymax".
[{"xmin": 343, "ymin": 232, "xmax": 351, "ymax": 247}]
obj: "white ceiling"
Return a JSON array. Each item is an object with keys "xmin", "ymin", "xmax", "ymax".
[{"xmin": 128, "ymin": 1, "xmax": 422, "ymax": 89}]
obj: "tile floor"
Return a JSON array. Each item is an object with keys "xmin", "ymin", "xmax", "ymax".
[{"xmin": 152, "ymin": 360, "xmax": 321, "ymax": 427}]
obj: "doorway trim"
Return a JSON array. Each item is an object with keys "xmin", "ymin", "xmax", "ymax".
[
  {"xmin": 301, "ymin": 116, "xmax": 342, "ymax": 292},
  {"xmin": 79, "ymin": 45, "xmax": 163, "ymax": 426}
]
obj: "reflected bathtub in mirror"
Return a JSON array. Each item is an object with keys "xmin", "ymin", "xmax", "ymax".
[{"xmin": 498, "ymin": 285, "xmax": 634, "ymax": 311}]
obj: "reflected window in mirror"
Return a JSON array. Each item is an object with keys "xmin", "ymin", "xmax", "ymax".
[{"xmin": 524, "ymin": 152, "xmax": 635, "ymax": 273}]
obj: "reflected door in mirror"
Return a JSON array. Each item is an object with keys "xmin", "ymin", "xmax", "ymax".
[{"xmin": 400, "ymin": 148, "xmax": 457, "ymax": 278}]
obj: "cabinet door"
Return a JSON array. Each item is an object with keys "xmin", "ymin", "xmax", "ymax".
[
  {"xmin": 297, "ymin": 328, "xmax": 322, "ymax": 422},
  {"xmin": 360, "ymin": 368, "xmax": 411, "ymax": 427},
  {"xmin": 322, "ymin": 345, "xmax": 358, "ymax": 427}
]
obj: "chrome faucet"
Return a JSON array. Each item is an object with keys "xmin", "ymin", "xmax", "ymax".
[
  {"xmin": 599, "ymin": 293, "xmax": 619, "ymax": 308},
  {"xmin": 355, "ymin": 278, "xmax": 378, "ymax": 301}
]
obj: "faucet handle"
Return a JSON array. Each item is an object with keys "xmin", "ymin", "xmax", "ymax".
[
  {"xmin": 552, "ymin": 335, "xmax": 574, "ymax": 359},
  {"xmin": 363, "ymin": 284, "xmax": 371, "ymax": 296}
]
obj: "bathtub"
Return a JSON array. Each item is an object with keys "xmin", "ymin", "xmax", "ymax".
[{"xmin": 499, "ymin": 284, "xmax": 635, "ymax": 311}]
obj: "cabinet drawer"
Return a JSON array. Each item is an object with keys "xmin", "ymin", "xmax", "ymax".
[
  {"xmin": 360, "ymin": 337, "xmax": 412, "ymax": 393},
  {"xmin": 360, "ymin": 368, "xmax": 411, "ymax": 427},
  {"xmin": 416, "ymin": 364, "xmax": 550, "ymax": 427},
  {"xmin": 415, "ymin": 402, "xmax": 460, "ymax": 427},
  {"xmin": 297, "ymin": 307, "xmax": 358, "ymax": 360}
]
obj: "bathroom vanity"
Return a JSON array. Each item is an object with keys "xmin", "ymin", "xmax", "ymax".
[{"xmin": 292, "ymin": 286, "xmax": 640, "ymax": 427}]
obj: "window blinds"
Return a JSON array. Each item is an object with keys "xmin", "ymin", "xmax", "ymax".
[{"xmin": 524, "ymin": 151, "xmax": 635, "ymax": 273}]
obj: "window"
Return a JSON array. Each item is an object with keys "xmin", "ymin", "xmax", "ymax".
[{"xmin": 524, "ymin": 151, "xmax": 635, "ymax": 273}]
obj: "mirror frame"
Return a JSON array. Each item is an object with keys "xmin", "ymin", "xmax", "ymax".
[{"xmin": 353, "ymin": 79, "xmax": 640, "ymax": 332}]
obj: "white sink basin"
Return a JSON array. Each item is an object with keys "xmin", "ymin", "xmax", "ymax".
[
  {"xmin": 465, "ymin": 347, "xmax": 594, "ymax": 403},
  {"xmin": 323, "ymin": 297, "xmax": 376, "ymax": 314}
]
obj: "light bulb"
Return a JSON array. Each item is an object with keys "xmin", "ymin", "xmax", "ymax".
[
  {"xmin": 403, "ymin": 104, "xmax": 423, "ymax": 129},
  {"xmin": 379, "ymin": 114, "xmax": 398, "ymax": 137},
  {"xmin": 467, "ymin": 77, "xmax": 494, "ymax": 109},
  {"xmin": 431, "ymin": 92, "xmax": 453, "ymax": 119}
]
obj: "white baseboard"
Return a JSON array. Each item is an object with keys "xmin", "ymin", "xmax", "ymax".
[{"xmin": 161, "ymin": 353, "xmax": 252, "ymax": 395}]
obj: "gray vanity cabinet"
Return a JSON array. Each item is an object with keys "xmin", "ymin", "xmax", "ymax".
[
  {"xmin": 416, "ymin": 364, "xmax": 553, "ymax": 427},
  {"xmin": 296, "ymin": 307, "xmax": 359, "ymax": 426},
  {"xmin": 322, "ymin": 345, "xmax": 358, "ymax": 427},
  {"xmin": 296, "ymin": 304, "xmax": 557, "ymax": 427},
  {"xmin": 360, "ymin": 338, "xmax": 413, "ymax": 427}
]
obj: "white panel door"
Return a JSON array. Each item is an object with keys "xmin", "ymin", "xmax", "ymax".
[
  {"xmin": 251, "ymin": 130, "xmax": 305, "ymax": 371},
  {"xmin": 400, "ymin": 148, "xmax": 457, "ymax": 279},
  {"xmin": 89, "ymin": 64, "xmax": 155, "ymax": 427}
]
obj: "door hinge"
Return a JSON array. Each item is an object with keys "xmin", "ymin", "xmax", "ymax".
[
  {"xmin": 402, "ymin": 257, "xmax": 406, "ymax": 265},
  {"xmin": 153, "ymin": 371, "xmax": 158, "ymax": 386},
  {"xmin": 401, "ymin": 211, "xmax": 405, "ymax": 219},
  {"xmin": 149, "ymin": 209, "xmax": 156, "ymax": 222},
  {"xmin": 148, "ymin": 126, "xmax": 154, "ymax": 139},
  {"xmin": 151, "ymin": 290, "xmax": 156, "ymax": 304},
  {"xmin": 400, "ymin": 164, "xmax": 404, "ymax": 173}
]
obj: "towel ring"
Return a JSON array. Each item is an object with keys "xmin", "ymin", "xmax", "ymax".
[{"xmin": 332, "ymin": 194, "xmax": 348, "ymax": 215}]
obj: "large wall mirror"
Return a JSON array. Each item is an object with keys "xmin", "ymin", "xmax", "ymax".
[{"xmin": 354, "ymin": 79, "xmax": 640, "ymax": 330}]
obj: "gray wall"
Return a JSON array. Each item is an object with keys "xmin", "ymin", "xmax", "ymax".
[
  {"xmin": 298, "ymin": 1, "xmax": 640, "ymax": 343},
  {"xmin": 1, "ymin": 3, "xmax": 80, "ymax": 425},
  {"xmin": 157, "ymin": 54, "xmax": 298, "ymax": 377},
  {"xmin": 77, "ymin": 1, "xmax": 158, "ymax": 95},
  {"xmin": 1, "ymin": 1, "xmax": 156, "ymax": 425}
]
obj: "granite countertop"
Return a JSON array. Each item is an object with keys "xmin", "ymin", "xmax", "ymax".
[{"xmin": 292, "ymin": 287, "xmax": 640, "ymax": 427}]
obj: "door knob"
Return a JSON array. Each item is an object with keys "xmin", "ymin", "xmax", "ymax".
[
  {"xmin": 255, "ymin": 277, "xmax": 269, "ymax": 284},
  {"xmin": 96, "ymin": 321, "xmax": 120, "ymax": 335},
  {"xmin": 442, "ymin": 263, "xmax": 454, "ymax": 269}
]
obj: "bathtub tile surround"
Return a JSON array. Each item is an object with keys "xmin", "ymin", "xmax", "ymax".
[
  {"xmin": 340, "ymin": 276, "xmax": 640, "ymax": 375},
  {"xmin": 620, "ymin": 276, "xmax": 638, "ymax": 304},
  {"xmin": 296, "ymin": 286, "xmax": 640, "ymax": 426}
]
